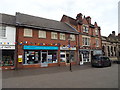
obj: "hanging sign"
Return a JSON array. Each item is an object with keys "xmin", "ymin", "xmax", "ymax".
[{"xmin": 18, "ymin": 55, "xmax": 23, "ymax": 62}]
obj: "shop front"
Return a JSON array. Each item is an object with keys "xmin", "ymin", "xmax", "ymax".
[
  {"xmin": 60, "ymin": 46, "xmax": 77, "ymax": 65},
  {"xmin": 0, "ymin": 45, "xmax": 15, "ymax": 69},
  {"xmin": 79, "ymin": 49, "xmax": 91, "ymax": 65},
  {"xmin": 23, "ymin": 45, "xmax": 58, "ymax": 68}
]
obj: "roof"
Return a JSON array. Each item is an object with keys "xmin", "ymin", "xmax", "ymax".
[
  {"xmin": 0, "ymin": 13, "xmax": 16, "ymax": 26},
  {"xmin": 16, "ymin": 13, "xmax": 79, "ymax": 34}
]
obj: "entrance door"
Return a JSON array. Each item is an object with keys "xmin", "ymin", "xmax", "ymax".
[{"xmin": 41, "ymin": 51, "xmax": 47, "ymax": 63}]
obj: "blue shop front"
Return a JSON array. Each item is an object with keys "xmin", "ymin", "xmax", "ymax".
[{"xmin": 23, "ymin": 45, "xmax": 59, "ymax": 67}]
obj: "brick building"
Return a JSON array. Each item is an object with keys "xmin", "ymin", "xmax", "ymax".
[
  {"xmin": 61, "ymin": 13, "xmax": 102, "ymax": 65},
  {"xmin": 102, "ymin": 31, "xmax": 120, "ymax": 61},
  {"xmin": 15, "ymin": 12, "xmax": 79, "ymax": 69},
  {"xmin": 0, "ymin": 12, "xmax": 102, "ymax": 69}
]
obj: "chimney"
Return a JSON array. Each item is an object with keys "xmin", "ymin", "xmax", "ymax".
[
  {"xmin": 76, "ymin": 13, "xmax": 83, "ymax": 20},
  {"xmin": 86, "ymin": 16, "xmax": 91, "ymax": 24},
  {"xmin": 112, "ymin": 31, "xmax": 115, "ymax": 36}
]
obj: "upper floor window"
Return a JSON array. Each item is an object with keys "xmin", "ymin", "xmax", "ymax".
[
  {"xmin": 82, "ymin": 37, "xmax": 90, "ymax": 46},
  {"xmin": 95, "ymin": 28, "xmax": 98, "ymax": 35},
  {"xmin": 70, "ymin": 34, "xmax": 75, "ymax": 41},
  {"xmin": 39, "ymin": 30, "xmax": 46, "ymax": 38},
  {"xmin": 51, "ymin": 32, "xmax": 58, "ymax": 39},
  {"xmin": 83, "ymin": 25, "xmax": 89, "ymax": 33},
  {"xmin": 24, "ymin": 28, "xmax": 32, "ymax": 37},
  {"xmin": 60, "ymin": 33, "xmax": 65, "ymax": 40},
  {"xmin": 0, "ymin": 26, "xmax": 6, "ymax": 38},
  {"xmin": 96, "ymin": 39, "xmax": 99, "ymax": 47}
]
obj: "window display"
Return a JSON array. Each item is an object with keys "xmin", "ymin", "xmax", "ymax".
[
  {"xmin": 1, "ymin": 50, "xmax": 14, "ymax": 66},
  {"xmin": 24, "ymin": 50, "xmax": 57, "ymax": 65}
]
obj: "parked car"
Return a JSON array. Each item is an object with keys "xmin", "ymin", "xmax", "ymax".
[{"xmin": 91, "ymin": 55, "xmax": 111, "ymax": 67}]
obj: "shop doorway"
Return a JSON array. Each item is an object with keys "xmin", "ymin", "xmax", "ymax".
[{"xmin": 41, "ymin": 51, "xmax": 47, "ymax": 63}]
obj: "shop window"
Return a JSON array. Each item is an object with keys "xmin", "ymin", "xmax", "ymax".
[
  {"xmin": 24, "ymin": 28, "xmax": 32, "ymax": 37},
  {"xmin": 39, "ymin": 30, "xmax": 46, "ymax": 38},
  {"xmin": 60, "ymin": 33, "xmax": 65, "ymax": 40},
  {"xmin": 48, "ymin": 51, "xmax": 57, "ymax": 63},
  {"xmin": 1, "ymin": 50, "xmax": 14, "ymax": 66},
  {"xmin": 51, "ymin": 32, "xmax": 58, "ymax": 39},
  {"xmin": 60, "ymin": 51, "xmax": 66, "ymax": 62},
  {"xmin": 24, "ymin": 51, "xmax": 40, "ymax": 64},
  {"xmin": 0, "ymin": 25, "xmax": 6, "ymax": 38},
  {"xmin": 70, "ymin": 34, "xmax": 75, "ymax": 41}
]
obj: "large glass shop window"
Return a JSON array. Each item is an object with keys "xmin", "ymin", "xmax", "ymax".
[
  {"xmin": 24, "ymin": 50, "xmax": 57, "ymax": 64},
  {"xmin": 48, "ymin": 51, "xmax": 57, "ymax": 63},
  {"xmin": 0, "ymin": 50, "xmax": 14, "ymax": 66},
  {"xmin": 24, "ymin": 51, "xmax": 41, "ymax": 64}
]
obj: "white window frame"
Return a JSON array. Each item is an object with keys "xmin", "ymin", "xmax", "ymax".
[
  {"xmin": 51, "ymin": 32, "xmax": 58, "ymax": 39},
  {"xmin": 38, "ymin": 30, "xmax": 46, "ymax": 38},
  {"xmin": 70, "ymin": 34, "xmax": 75, "ymax": 41},
  {"xmin": 95, "ymin": 28, "xmax": 98, "ymax": 35},
  {"xmin": 83, "ymin": 24, "xmax": 89, "ymax": 33},
  {"xmin": 0, "ymin": 25, "xmax": 6, "ymax": 38},
  {"xmin": 24, "ymin": 28, "xmax": 32, "ymax": 37},
  {"xmin": 96, "ymin": 39, "xmax": 99, "ymax": 47},
  {"xmin": 60, "ymin": 33, "xmax": 65, "ymax": 40},
  {"xmin": 82, "ymin": 37, "xmax": 90, "ymax": 46}
]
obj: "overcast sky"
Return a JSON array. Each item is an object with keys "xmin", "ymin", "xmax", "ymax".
[{"xmin": 0, "ymin": 0, "xmax": 119, "ymax": 36}]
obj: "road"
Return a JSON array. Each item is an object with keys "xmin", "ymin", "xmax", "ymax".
[{"xmin": 2, "ymin": 64, "xmax": 119, "ymax": 88}]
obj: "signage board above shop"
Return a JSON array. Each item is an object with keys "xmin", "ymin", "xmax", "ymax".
[
  {"xmin": 60, "ymin": 47, "xmax": 76, "ymax": 50},
  {"xmin": 23, "ymin": 45, "xmax": 58, "ymax": 50},
  {"xmin": 0, "ymin": 45, "xmax": 15, "ymax": 50}
]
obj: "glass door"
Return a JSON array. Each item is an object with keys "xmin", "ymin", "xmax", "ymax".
[{"xmin": 41, "ymin": 51, "xmax": 48, "ymax": 63}]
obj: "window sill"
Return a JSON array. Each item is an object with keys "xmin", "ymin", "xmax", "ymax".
[
  {"xmin": 24, "ymin": 36, "xmax": 32, "ymax": 38},
  {"xmin": 38, "ymin": 37, "xmax": 46, "ymax": 39}
]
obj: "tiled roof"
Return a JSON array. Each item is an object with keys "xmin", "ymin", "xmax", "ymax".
[
  {"xmin": 0, "ymin": 13, "xmax": 16, "ymax": 26},
  {"xmin": 16, "ymin": 13, "xmax": 78, "ymax": 34}
]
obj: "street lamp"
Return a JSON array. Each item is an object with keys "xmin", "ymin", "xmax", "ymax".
[{"xmin": 68, "ymin": 36, "xmax": 72, "ymax": 72}]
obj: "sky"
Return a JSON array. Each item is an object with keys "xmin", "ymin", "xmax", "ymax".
[{"xmin": 0, "ymin": 0, "xmax": 119, "ymax": 36}]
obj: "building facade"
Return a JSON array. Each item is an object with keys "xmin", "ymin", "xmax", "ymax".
[
  {"xmin": 61, "ymin": 13, "xmax": 102, "ymax": 65},
  {"xmin": 102, "ymin": 31, "xmax": 120, "ymax": 61},
  {"xmin": 0, "ymin": 12, "xmax": 103, "ymax": 69},
  {"xmin": 0, "ymin": 13, "xmax": 16, "ymax": 69},
  {"xmin": 15, "ymin": 13, "xmax": 79, "ymax": 69}
]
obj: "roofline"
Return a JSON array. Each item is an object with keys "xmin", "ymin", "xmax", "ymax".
[{"xmin": 16, "ymin": 24, "xmax": 79, "ymax": 34}]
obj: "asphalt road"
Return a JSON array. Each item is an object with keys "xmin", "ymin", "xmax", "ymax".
[{"xmin": 2, "ymin": 64, "xmax": 119, "ymax": 88}]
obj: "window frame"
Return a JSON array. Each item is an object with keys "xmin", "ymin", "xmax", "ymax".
[
  {"xmin": 38, "ymin": 30, "xmax": 46, "ymax": 38},
  {"xmin": 51, "ymin": 32, "xmax": 58, "ymax": 40},
  {"xmin": 60, "ymin": 33, "xmax": 66, "ymax": 40},
  {"xmin": 24, "ymin": 28, "xmax": 33, "ymax": 37},
  {"xmin": 82, "ymin": 37, "xmax": 90, "ymax": 46},
  {"xmin": 83, "ymin": 24, "xmax": 89, "ymax": 33},
  {"xmin": 70, "ymin": 34, "xmax": 75, "ymax": 41},
  {"xmin": 0, "ymin": 25, "xmax": 6, "ymax": 38}
]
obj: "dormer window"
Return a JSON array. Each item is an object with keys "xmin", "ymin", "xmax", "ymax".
[
  {"xmin": 95, "ymin": 28, "xmax": 98, "ymax": 35},
  {"xmin": 83, "ymin": 24, "xmax": 89, "ymax": 33}
]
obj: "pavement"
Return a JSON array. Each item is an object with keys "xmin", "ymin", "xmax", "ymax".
[{"xmin": 2, "ymin": 63, "xmax": 119, "ymax": 88}]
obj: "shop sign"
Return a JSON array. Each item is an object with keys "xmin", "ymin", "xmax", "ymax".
[
  {"xmin": 18, "ymin": 55, "xmax": 23, "ymax": 62},
  {"xmin": 23, "ymin": 45, "xmax": 58, "ymax": 50},
  {"xmin": 0, "ymin": 45, "xmax": 15, "ymax": 49},
  {"xmin": 60, "ymin": 47, "xmax": 76, "ymax": 50}
]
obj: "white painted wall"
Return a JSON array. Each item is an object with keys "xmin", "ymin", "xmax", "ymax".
[{"xmin": 0, "ymin": 26, "xmax": 16, "ymax": 49}]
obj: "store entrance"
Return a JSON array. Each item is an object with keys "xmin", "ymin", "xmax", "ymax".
[{"xmin": 41, "ymin": 51, "xmax": 47, "ymax": 63}]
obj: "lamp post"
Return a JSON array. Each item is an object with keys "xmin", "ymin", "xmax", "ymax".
[{"xmin": 68, "ymin": 36, "xmax": 72, "ymax": 72}]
